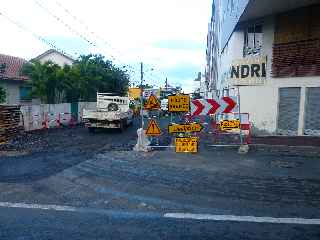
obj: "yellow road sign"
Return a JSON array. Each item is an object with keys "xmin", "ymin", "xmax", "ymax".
[
  {"xmin": 175, "ymin": 137, "xmax": 198, "ymax": 153},
  {"xmin": 144, "ymin": 95, "xmax": 160, "ymax": 110},
  {"xmin": 168, "ymin": 123, "xmax": 203, "ymax": 134},
  {"xmin": 219, "ymin": 119, "xmax": 240, "ymax": 131},
  {"xmin": 168, "ymin": 95, "xmax": 190, "ymax": 112},
  {"xmin": 146, "ymin": 119, "xmax": 161, "ymax": 136}
]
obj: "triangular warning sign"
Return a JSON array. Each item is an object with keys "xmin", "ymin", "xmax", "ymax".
[
  {"xmin": 146, "ymin": 119, "xmax": 161, "ymax": 136},
  {"xmin": 144, "ymin": 95, "xmax": 160, "ymax": 110}
]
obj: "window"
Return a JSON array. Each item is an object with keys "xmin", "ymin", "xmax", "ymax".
[
  {"xmin": 20, "ymin": 86, "xmax": 32, "ymax": 101},
  {"xmin": 0, "ymin": 63, "xmax": 6, "ymax": 74},
  {"xmin": 244, "ymin": 24, "xmax": 263, "ymax": 57}
]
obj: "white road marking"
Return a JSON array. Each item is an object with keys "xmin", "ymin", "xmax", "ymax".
[
  {"xmin": 0, "ymin": 202, "xmax": 77, "ymax": 212},
  {"xmin": 1, "ymin": 201, "xmax": 319, "ymax": 225},
  {"xmin": 0, "ymin": 201, "xmax": 160, "ymax": 218},
  {"xmin": 164, "ymin": 213, "xmax": 320, "ymax": 225}
]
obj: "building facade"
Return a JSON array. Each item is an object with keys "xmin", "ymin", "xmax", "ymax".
[
  {"xmin": 0, "ymin": 50, "xmax": 75, "ymax": 105},
  {"xmin": 205, "ymin": 0, "xmax": 320, "ymax": 136},
  {"xmin": 0, "ymin": 54, "xmax": 31, "ymax": 105},
  {"xmin": 34, "ymin": 49, "xmax": 75, "ymax": 67}
]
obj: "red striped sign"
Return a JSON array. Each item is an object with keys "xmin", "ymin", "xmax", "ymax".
[{"xmin": 191, "ymin": 97, "xmax": 237, "ymax": 116}]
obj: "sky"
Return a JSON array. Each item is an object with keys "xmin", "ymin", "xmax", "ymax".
[{"xmin": 0, "ymin": 0, "xmax": 212, "ymax": 93}]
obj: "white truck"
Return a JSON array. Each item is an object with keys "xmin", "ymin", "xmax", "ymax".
[{"xmin": 82, "ymin": 93, "xmax": 134, "ymax": 132}]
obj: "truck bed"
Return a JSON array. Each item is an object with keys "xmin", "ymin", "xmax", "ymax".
[{"xmin": 82, "ymin": 109, "xmax": 131, "ymax": 121}]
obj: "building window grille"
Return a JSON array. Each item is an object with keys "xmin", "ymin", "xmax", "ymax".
[{"xmin": 244, "ymin": 24, "xmax": 263, "ymax": 56}]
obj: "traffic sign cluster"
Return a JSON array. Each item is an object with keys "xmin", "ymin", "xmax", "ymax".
[{"xmin": 143, "ymin": 93, "xmax": 239, "ymax": 153}]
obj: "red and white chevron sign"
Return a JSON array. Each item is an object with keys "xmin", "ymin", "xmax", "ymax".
[{"xmin": 191, "ymin": 97, "xmax": 237, "ymax": 116}]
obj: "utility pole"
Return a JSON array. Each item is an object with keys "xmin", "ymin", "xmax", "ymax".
[
  {"xmin": 165, "ymin": 77, "xmax": 168, "ymax": 91},
  {"xmin": 140, "ymin": 62, "xmax": 144, "ymax": 129}
]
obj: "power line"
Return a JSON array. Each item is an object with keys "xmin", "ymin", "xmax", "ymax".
[
  {"xmin": 53, "ymin": 0, "xmax": 126, "ymax": 61},
  {"xmin": 52, "ymin": 0, "xmax": 167, "ymax": 82},
  {"xmin": 0, "ymin": 9, "xmax": 137, "ymax": 80},
  {"xmin": 33, "ymin": 0, "xmax": 141, "ymax": 76},
  {"xmin": 31, "ymin": 0, "xmax": 101, "ymax": 55},
  {"xmin": 3, "ymin": 0, "xmax": 166, "ymax": 85},
  {"xmin": 0, "ymin": 11, "xmax": 73, "ymax": 59}
]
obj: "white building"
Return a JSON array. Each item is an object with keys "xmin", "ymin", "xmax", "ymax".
[
  {"xmin": 206, "ymin": 0, "xmax": 320, "ymax": 136},
  {"xmin": 34, "ymin": 49, "xmax": 75, "ymax": 67},
  {"xmin": 194, "ymin": 72, "xmax": 208, "ymax": 98}
]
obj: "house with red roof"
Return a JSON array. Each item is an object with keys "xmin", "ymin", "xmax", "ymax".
[
  {"xmin": 0, "ymin": 49, "xmax": 75, "ymax": 105},
  {"xmin": 0, "ymin": 54, "xmax": 32, "ymax": 105}
]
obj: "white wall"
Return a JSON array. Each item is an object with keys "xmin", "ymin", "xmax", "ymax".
[
  {"xmin": 0, "ymin": 81, "xmax": 40, "ymax": 106},
  {"xmin": 239, "ymin": 15, "xmax": 278, "ymax": 134},
  {"xmin": 0, "ymin": 81, "xmax": 20, "ymax": 105},
  {"xmin": 38, "ymin": 52, "xmax": 74, "ymax": 67},
  {"xmin": 218, "ymin": 30, "xmax": 244, "ymax": 90},
  {"xmin": 21, "ymin": 102, "xmax": 96, "ymax": 131}
]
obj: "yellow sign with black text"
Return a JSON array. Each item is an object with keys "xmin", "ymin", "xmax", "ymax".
[
  {"xmin": 168, "ymin": 123, "xmax": 203, "ymax": 134},
  {"xmin": 168, "ymin": 95, "xmax": 190, "ymax": 112},
  {"xmin": 144, "ymin": 95, "xmax": 160, "ymax": 110},
  {"xmin": 146, "ymin": 119, "xmax": 161, "ymax": 136},
  {"xmin": 175, "ymin": 137, "xmax": 198, "ymax": 153},
  {"xmin": 219, "ymin": 119, "xmax": 240, "ymax": 131}
]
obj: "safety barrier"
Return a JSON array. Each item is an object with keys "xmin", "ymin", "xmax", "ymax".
[
  {"xmin": 212, "ymin": 113, "xmax": 251, "ymax": 145},
  {"xmin": 20, "ymin": 102, "xmax": 96, "ymax": 131}
]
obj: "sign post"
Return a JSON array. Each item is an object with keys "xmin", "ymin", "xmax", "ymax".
[{"xmin": 237, "ymin": 86, "xmax": 243, "ymax": 145}]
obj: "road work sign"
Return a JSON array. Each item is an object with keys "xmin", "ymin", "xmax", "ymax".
[
  {"xmin": 168, "ymin": 123, "xmax": 203, "ymax": 134},
  {"xmin": 219, "ymin": 119, "xmax": 240, "ymax": 131},
  {"xmin": 168, "ymin": 95, "xmax": 190, "ymax": 112},
  {"xmin": 144, "ymin": 95, "xmax": 160, "ymax": 110},
  {"xmin": 146, "ymin": 119, "xmax": 161, "ymax": 136},
  {"xmin": 175, "ymin": 137, "xmax": 198, "ymax": 153}
]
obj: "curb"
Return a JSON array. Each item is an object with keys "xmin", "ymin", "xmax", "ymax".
[
  {"xmin": 249, "ymin": 144, "xmax": 320, "ymax": 158},
  {"xmin": 205, "ymin": 144, "xmax": 320, "ymax": 158}
]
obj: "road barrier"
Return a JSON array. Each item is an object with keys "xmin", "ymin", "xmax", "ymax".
[
  {"xmin": 20, "ymin": 102, "xmax": 96, "ymax": 131},
  {"xmin": 212, "ymin": 113, "xmax": 251, "ymax": 145}
]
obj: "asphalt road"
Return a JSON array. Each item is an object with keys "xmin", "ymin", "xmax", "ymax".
[
  {"xmin": 0, "ymin": 118, "xmax": 319, "ymax": 239},
  {"xmin": 0, "ymin": 206, "xmax": 319, "ymax": 240}
]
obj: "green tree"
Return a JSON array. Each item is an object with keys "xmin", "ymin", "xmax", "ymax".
[
  {"xmin": 0, "ymin": 86, "xmax": 6, "ymax": 103},
  {"xmin": 68, "ymin": 54, "xmax": 129, "ymax": 101},
  {"xmin": 22, "ymin": 60, "xmax": 65, "ymax": 104},
  {"xmin": 22, "ymin": 54, "xmax": 130, "ymax": 104}
]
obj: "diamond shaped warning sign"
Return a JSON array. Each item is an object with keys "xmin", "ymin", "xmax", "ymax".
[
  {"xmin": 146, "ymin": 119, "xmax": 161, "ymax": 136},
  {"xmin": 144, "ymin": 95, "xmax": 160, "ymax": 110}
]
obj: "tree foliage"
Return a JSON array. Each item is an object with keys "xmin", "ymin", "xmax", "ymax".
[
  {"xmin": 0, "ymin": 86, "xmax": 6, "ymax": 103},
  {"xmin": 22, "ymin": 54, "xmax": 130, "ymax": 104}
]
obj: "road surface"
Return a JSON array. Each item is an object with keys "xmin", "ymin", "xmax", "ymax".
[{"xmin": 0, "ymin": 118, "xmax": 319, "ymax": 239}]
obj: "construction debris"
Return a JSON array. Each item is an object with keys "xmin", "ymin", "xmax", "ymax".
[{"xmin": 0, "ymin": 105, "xmax": 22, "ymax": 144}]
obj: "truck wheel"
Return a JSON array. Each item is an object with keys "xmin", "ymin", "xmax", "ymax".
[
  {"xmin": 88, "ymin": 127, "xmax": 96, "ymax": 133},
  {"xmin": 120, "ymin": 120, "xmax": 126, "ymax": 132}
]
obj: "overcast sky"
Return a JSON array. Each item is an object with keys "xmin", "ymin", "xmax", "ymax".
[{"xmin": 0, "ymin": 0, "xmax": 212, "ymax": 93}]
